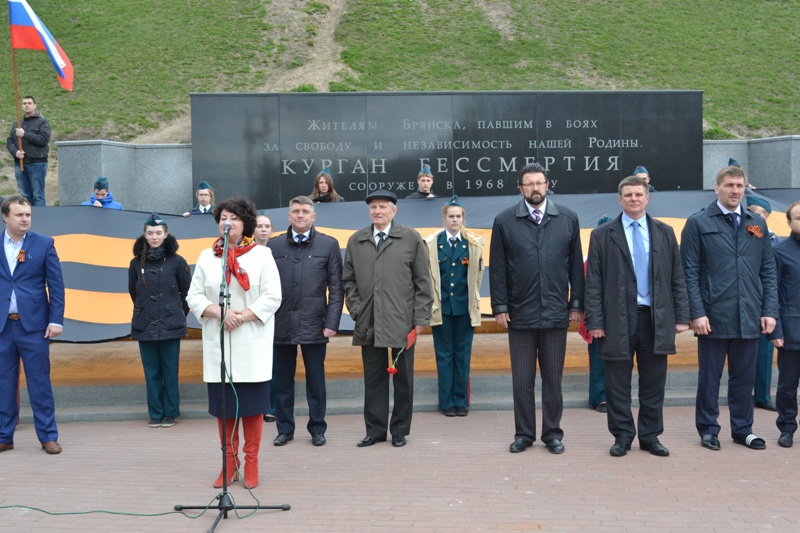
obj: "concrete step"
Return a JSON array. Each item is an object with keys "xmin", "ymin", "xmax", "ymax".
[{"xmin": 20, "ymin": 366, "xmax": 762, "ymax": 424}]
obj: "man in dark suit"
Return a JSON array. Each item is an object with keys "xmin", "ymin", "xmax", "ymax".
[
  {"xmin": 585, "ymin": 176, "xmax": 690, "ymax": 457},
  {"xmin": 490, "ymin": 163, "xmax": 584, "ymax": 454},
  {"xmin": 681, "ymin": 165, "xmax": 778, "ymax": 451},
  {"xmin": 268, "ymin": 196, "xmax": 344, "ymax": 447},
  {"xmin": 0, "ymin": 195, "xmax": 65, "ymax": 454}
]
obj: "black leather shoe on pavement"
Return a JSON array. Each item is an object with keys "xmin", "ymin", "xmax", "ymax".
[
  {"xmin": 357, "ymin": 436, "xmax": 386, "ymax": 447},
  {"xmin": 509, "ymin": 437, "xmax": 533, "ymax": 453},
  {"xmin": 311, "ymin": 434, "xmax": 326, "ymax": 446},
  {"xmin": 755, "ymin": 400, "xmax": 777, "ymax": 412},
  {"xmin": 594, "ymin": 402, "xmax": 608, "ymax": 413},
  {"xmin": 273, "ymin": 433, "xmax": 294, "ymax": 446},
  {"xmin": 442, "ymin": 407, "xmax": 456, "ymax": 417},
  {"xmin": 391, "ymin": 435, "xmax": 407, "ymax": 447},
  {"xmin": 610, "ymin": 442, "xmax": 631, "ymax": 457},
  {"xmin": 641, "ymin": 440, "xmax": 670, "ymax": 457},
  {"xmin": 733, "ymin": 434, "xmax": 766, "ymax": 450},
  {"xmin": 778, "ymin": 432, "xmax": 793, "ymax": 448},
  {"xmin": 545, "ymin": 438, "xmax": 565, "ymax": 454},
  {"xmin": 701, "ymin": 434, "xmax": 720, "ymax": 451},
  {"xmin": 455, "ymin": 406, "xmax": 468, "ymax": 417}
]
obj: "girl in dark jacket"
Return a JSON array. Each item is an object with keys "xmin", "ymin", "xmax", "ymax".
[{"xmin": 128, "ymin": 212, "xmax": 191, "ymax": 428}]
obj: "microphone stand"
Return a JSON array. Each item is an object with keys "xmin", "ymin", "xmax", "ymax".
[{"xmin": 174, "ymin": 225, "xmax": 290, "ymax": 532}]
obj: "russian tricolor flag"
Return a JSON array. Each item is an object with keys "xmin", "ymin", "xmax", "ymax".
[{"xmin": 8, "ymin": 0, "xmax": 73, "ymax": 91}]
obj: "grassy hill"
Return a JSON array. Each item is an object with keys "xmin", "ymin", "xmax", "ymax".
[{"xmin": 1, "ymin": 0, "xmax": 798, "ymax": 163}]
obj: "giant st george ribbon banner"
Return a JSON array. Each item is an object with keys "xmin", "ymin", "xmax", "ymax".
[{"xmin": 22, "ymin": 188, "xmax": 800, "ymax": 342}]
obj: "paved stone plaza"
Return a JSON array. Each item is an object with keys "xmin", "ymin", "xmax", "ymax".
[{"xmin": 1, "ymin": 405, "xmax": 798, "ymax": 532}]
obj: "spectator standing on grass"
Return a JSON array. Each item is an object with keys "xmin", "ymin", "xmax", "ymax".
[{"xmin": 5, "ymin": 96, "xmax": 50, "ymax": 206}]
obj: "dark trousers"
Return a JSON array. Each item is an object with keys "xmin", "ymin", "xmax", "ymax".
[
  {"xmin": 776, "ymin": 348, "xmax": 800, "ymax": 434},
  {"xmin": 361, "ymin": 345, "xmax": 414, "ymax": 438},
  {"xmin": 696, "ymin": 337, "xmax": 759, "ymax": 439},
  {"xmin": 603, "ymin": 311, "xmax": 667, "ymax": 445},
  {"xmin": 0, "ymin": 320, "xmax": 58, "ymax": 445},
  {"xmin": 588, "ymin": 341, "xmax": 606, "ymax": 407},
  {"xmin": 273, "ymin": 343, "xmax": 327, "ymax": 436},
  {"xmin": 267, "ymin": 378, "xmax": 277, "ymax": 415},
  {"xmin": 138, "ymin": 339, "xmax": 181, "ymax": 420},
  {"xmin": 431, "ymin": 313, "xmax": 474, "ymax": 410},
  {"xmin": 508, "ymin": 328, "xmax": 567, "ymax": 443},
  {"xmin": 754, "ymin": 334, "xmax": 775, "ymax": 404}
]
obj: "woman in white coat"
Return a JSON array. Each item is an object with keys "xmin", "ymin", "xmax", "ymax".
[{"xmin": 187, "ymin": 197, "xmax": 281, "ymax": 489}]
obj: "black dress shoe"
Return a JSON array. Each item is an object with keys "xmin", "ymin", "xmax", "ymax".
[
  {"xmin": 594, "ymin": 402, "xmax": 608, "ymax": 413},
  {"xmin": 455, "ymin": 406, "xmax": 468, "ymax": 417},
  {"xmin": 311, "ymin": 434, "xmax": 326, "ymax": 446},
  {"xmin": 778, "ymin": 432, "xmax": 793, "ymax": 448},
  {"xmin": 273, "ymin": 433, "xmax": 294, "ymax": 446},
  {"xmin": 509, "ymin": 437, "xmax": 533, "ymax": 453},
  {"xmin": 755, "ymin": 401, "xmax": 777, "ymax": 412},
  {"xmin": 442, "ymin": 407, "xmax": 456, "ymax": 417},
  {"xmin": 263, "ymin": 413, "xmax": 276, "ymax": 422},
  {"xmin": 610, "ymin": 442, "xmax": 631, "ymax": 457},
  {"xmin": 701, "ymin": 434, "xmax": 720, "ymax": 451},
  {"xmin": 391, "ymin": 435, "xmax": 407, "ymax": 447},
  {"xmin": 545, "ymin": 438, "xmax": 565, "ymax": 454},
  {"xmin": 733, "ymin": 434, "xmax": 766, "ymax": 450},
  {"xmin": 640, "ymin": 440, "xmax": 670, "ymax": 457},
  {"xmin": 357, "ymin": 436, "xmax": 386, "ymax": 447}
]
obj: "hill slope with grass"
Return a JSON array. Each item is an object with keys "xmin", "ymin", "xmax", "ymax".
[{"xmin": 1, "ymin": 0, "xmax": 798, "ymax": 198}]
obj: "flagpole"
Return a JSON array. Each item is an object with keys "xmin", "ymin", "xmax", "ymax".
[{"xmin": 10, "ymin": 46, "xmax": 24, "ymax": 171}]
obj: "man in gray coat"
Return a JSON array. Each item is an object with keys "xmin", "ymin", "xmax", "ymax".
[
  {"xmin": 585, "ymin": 176, "xmax": 690, "ymax": 458},
  {"xmin": 490, "ymin": 163, "xmax": 584, "ymax": 454},
  {"xmin": 343, "ymin": 190, "xmax": 433, "ymax": 448},
  {"xmin": 681, "ymin": 165, "xmax": 778, "ymax": 451}
]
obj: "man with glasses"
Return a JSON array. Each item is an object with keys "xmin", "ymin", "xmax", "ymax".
[{"xmin": 490, "ymin": 163, "xmax": 584, "ymax": 454}]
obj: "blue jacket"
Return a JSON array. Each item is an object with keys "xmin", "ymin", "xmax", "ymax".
[
  {"xmin": 81, "ymin": 191, "xmax": 123, "ymax": 209},
  {"xmin": 267, "ymin": 226, "xmax": 344, "ymax": 345},
  {"xmin": 0, "ymin": 231, "xmax": 65, "ymax": 333},
  {"xmin": 768, "ymin": 233, "xmax": 800, "ymax": 350},
  {"xmin": 680, "ymin": 201, "xmax": 778, "ymax": 339},
  {"xmin": 188, "ymin": 204, "xmax": 214, "ymax": 215}
]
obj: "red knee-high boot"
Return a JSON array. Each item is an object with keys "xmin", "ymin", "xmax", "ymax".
[
  {"xmin": 213, "ymin": 417, "xmax": 241, "ymax": 488},
  {"xmin": 241, "ymin": 415, "xmax": 263, "ymax": 489}
]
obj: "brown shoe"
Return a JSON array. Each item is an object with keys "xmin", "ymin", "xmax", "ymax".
[
  {"xmin": 42, "ymin": 441, "xmax": 62, "ymax": 454},
  {"xmin": 0, "ymin": 443, "xmax": 13, "ymax": 452}
]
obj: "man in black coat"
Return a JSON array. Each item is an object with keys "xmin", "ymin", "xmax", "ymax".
[
  {"xmin": 268, "ymin": 196, "xmax": 344, "ymax": 447},
  {"xmin": 767, "ymin": 200, "xmax": 800, "ymax": 448},
  {"xmin": 681, "ymin": 165, "xmax": 778, "ymax": 451},
  {"xmin": 490, "ymin": 163, "xmax": 584, "ymax": 454},
  {"xmin": 585, "ymin": 176, "xmax": 690, "ymax": 457}
]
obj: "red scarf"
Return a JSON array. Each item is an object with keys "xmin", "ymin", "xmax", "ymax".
[{"xmin": 212, "ymin": 235, "xmax": 257, "ymax": 290}]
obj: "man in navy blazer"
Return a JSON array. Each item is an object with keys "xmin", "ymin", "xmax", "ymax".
[
  {"xmin": 0, "ymin": 195, "xmax": 65, "ymax": 454},
  {"xmin": 681, "ymin": 166, "xmax": 778, "ymax": 451}
]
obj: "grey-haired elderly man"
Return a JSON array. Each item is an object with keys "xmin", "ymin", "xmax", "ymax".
[{"xmin": 342, "ymin": 190, "xmax": 433, "ymax": 448}]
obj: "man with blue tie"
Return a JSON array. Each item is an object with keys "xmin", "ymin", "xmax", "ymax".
[
  {"xmin": 0, "ymin": 195, "xmax": 65, "ymax": 454},
  {"xmin": 681, "ymin": 165, "xmax": 778, "ymax": 451},
  {"xmin": 585, "ymin": 177, "xmax": 690, "ymax": 457},
  {"xmin": 425, "ymin": 196, "xmax": 485, "ymax": 417}
]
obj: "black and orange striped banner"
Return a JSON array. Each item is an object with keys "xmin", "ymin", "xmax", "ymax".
[{"xmin": 22, "ymin": 189, "xmax": 800, "ymax": 342}]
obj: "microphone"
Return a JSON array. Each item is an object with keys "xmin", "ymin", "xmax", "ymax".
[{"xmin": 223, "ymin": 221, "xmax": 232, "ymax": 235}]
